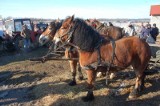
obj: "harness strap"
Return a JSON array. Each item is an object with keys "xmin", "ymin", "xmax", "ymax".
[
  {"xmin": 96, "ymin": 24, "xmax": 105, "ymax": 32},
  {"xmin": 81, "ymin": 39, "xmax": 116, "ymax": 71},
  {"xmin": 107, "ymin": 39, "xmax": 116, "ymax": 71},
  {"xmin": 97, "ymin": 46, "xmax": 101, "ymax": 65},
  {"xmin": 95, "ymin": 38, "xmax": 104, "ymax": 66}
]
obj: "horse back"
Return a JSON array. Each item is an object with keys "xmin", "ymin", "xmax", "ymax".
[
  {"xmin": 102, "ymin": 36, "xmax": 151, "ymax": 67},
  {"xmin": 117, "ymin": 36, "xmax": 151, "ymax": 56}
]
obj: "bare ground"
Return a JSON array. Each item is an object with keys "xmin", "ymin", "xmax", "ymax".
[{"xmin": 0, "ymin": 47, "xmax": 160, "ymax": 106}]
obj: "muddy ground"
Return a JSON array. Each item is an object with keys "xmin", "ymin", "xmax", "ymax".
[{"xmin": 0, "ymin": 47, "xmax": 160, "ymax": 106}]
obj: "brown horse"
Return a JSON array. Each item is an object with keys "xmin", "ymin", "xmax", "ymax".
[
  {"xmin": 54, "ymin": 15, "xmax": 151, "ymax": 102},
  {"xmin": 85, "ymin": 19, "xmax": 125, "ymax": 40},
  {"xmin": 39, "ymin": 18, "xmax": 124, "ymax": 86}
]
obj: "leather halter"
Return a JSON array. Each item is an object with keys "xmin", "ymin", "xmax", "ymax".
[{"xmin": 56, "ymin": 23, "xmax": 80, "ymax": 50}]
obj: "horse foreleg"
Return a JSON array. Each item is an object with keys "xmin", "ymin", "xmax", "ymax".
[
  {"xmin": 68, "ymin": 60, "xmax": 77, "ymax": 86},
  {"xmin": 129, "ymin": 70, "xmax": 145, "ymax": 99},
  {"xmin": 65, "ymin": 49, "xmax": 78, "ymax": 86},
  {"xmin": 77, "ymin": 63, "xmax": 84, "ymax": 80},
  {"xmin": 97, "ymin": 72, "xmax": 102, "ymax": 77},
  {"xmin": 82, "ymin": 70, "xmax": 96, "ymax": 102},
  {"xmin": 109, "ymin": 72, "xmax": 116, "ymax": 79}
]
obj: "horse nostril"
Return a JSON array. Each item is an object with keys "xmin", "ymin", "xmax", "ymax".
[{"xmin": 43, "ymin": 39, "xmax": 46, "ymax": 43}]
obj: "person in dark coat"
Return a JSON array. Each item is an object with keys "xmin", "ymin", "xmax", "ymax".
[{"xmin": 150, "ymin": 23, "xmax": 159, "ymax": 41}]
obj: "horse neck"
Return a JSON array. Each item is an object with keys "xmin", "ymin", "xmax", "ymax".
[
  {"xmin": 78, "ymin": 49, "xmax": 100, "ymax": 66},
  {"xmin": 100, "ymin": 43, "xmax": 113, "ymax": 61},
  {"xmin": 97, "ymin": 26, "xmax": 111, "ymax": 39},
  {"xmin": 72, "ymin": 31, "xmax": 102, "ymax": 52},
  {"xmin": 103, "ymin": 26, "xmax": 123, "ymax": 40}
]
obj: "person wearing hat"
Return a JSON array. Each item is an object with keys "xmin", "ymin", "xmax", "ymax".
[
  {"xmin": 150, "ymin": 23, "xmax": 159, "ymax": 41},
  {"xmin": 124, "ymin": 21, "xmax": 136, "ymax": 36},
  {"xmin": 21, "ymin": 24, "xmax": 31, "ymax": 51}
]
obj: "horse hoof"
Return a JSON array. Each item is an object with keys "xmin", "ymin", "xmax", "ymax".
[
  {"xmin": 68, "ymin": 80, "xmax": 77, "ymax": 86},
  {"xmin": 128, "ymin": 95, "xmax": 138, "ymax": 100},
  {"xmin": 97, "ymin": 72, "xmax": 102, "ymax": 77},
  {"xmin": 128, "ymin": 89, "xmax": 139, "ymax": 99},
  {"xmin": 102, "ymin": 72, "xmax": 106, "ymax": 77},
  {"xmin": 78, "ymin": 76, "xmax": 84, "ymax": 80},
  {"xmin": 109, "ymin": 73, "xmax": 116, "ymax": 79},
  {"xmin": 81, "ymin": 94, "xmax": 94, "ymax": 102}
]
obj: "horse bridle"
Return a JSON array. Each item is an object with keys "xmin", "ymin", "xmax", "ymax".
[{"xmin": 56, "ymin": 23, "xmax": 80, "ymax": 49}]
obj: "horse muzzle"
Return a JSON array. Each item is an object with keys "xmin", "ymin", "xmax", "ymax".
[
  {"xmin": 53, "ymin": 36, "xmax": 61, "ymax": 45},
  {"xmin": 39, "ymin": 34, "xmax": 50, "ymax": 45}
]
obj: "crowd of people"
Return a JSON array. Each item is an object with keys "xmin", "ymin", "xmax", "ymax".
[
  {"xmin": 20, "ymin": 24, "xmax": 47, "ymax": 52},
  {"xmin": 139, "ymin": 23, "xmax": 159, "ymax": 43},
  {"xmin": 124, "ymin": 22, "xmax": 159, "ymax": 43}
]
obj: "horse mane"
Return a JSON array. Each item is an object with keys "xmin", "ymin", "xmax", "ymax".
[
  {"xmin": 72, "ymin": 18, "xmax": 103, "ymax": 52},
  {"xmin": 49, "ymin": 20, "xmax": 62, "ymax": 30},
  {"xmin": 55, "ymin": 22, "xmax": 62, "ymax": 31}
]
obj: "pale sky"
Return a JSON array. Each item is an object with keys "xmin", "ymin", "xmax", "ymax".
[{"xmin": 0, "ymin": 0, "xmax": 160, "ymax": 19}]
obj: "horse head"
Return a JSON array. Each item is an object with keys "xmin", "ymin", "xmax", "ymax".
[
  {"xmin": 54, "ymin": 15, "xmax": 75, "ymax": 44},
  {"xmin": 92, "ymin": 19, "xmax": 102, "ymax": 29},
  {"xmin": 39, "ymin": 19, "xmax": 62, "ymax": 45},
  {"xmin": 54, "ymin": 15, "xmax": 102, "ymax": 52},
  {"xmin": 85, "ymin": 19, "xmax": 101, "ymax": 29}
]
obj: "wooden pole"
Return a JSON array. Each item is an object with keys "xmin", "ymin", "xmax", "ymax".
[{"xmin": 29, "ymin": 57, "xmax": 79, "ymax": 62}]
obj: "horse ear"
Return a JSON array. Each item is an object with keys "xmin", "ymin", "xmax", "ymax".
[
  {"xmin": 67, "ymin": 15, "xmax": 74, "ymax": 24},
  {"xmin": 70, "ymin": 15, "xmax": 74, "ymax": 23}
]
